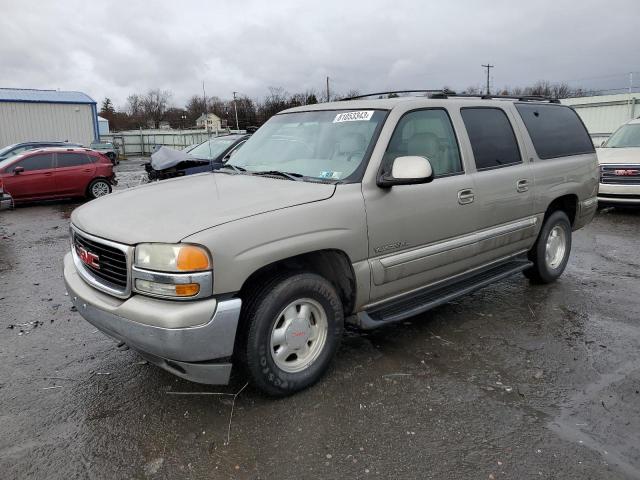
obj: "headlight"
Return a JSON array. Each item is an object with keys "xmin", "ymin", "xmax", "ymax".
[
  {"xmin": 135, "ymin": 243, "xmax": 211, "ymax": 272},
  {"xmin": 133, "ymin": 243, "xmax": 213, "ymax": 300}
]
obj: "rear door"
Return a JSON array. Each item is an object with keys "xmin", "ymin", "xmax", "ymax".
[
  {"xmin": 1, "ymin": 153, "xmax": 56, "ymax": 200},
  {"xmin": 459, "ymin": 106, "xmax": 536, "ymax": 264},
  {"xmin": 54, "ymin": 152, "xmax": 97, "ymax": 196}
]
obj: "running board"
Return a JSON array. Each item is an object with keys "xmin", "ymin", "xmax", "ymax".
[{"xmin": 353, "ymin": 259, "xmax": 532, "ymax": 330}]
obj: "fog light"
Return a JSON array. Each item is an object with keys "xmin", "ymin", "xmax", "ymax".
[{"xmin": 135, "ymin": 279, "xmax": 200, "ymax": 297}]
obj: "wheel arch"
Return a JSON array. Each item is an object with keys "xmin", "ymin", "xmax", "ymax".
[
  {"xmin": 544, "ymin": 193, "xmax": 578, "ymax": 227},
  {"xmin": 238, "ymin": 249, "xmax": 357, "ymax": 316}
]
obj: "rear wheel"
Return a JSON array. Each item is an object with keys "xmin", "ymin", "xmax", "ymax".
[
  {"xmin": 87, "ymin": 179, "xmax": 112, "ymax": 199},
  {"xmin": 524, "ymin": 210, "xmax": 572, "ymax": 284},
  {"xmin": 239, "ymin": 272, "xmax": 343, "ymax": 396}
]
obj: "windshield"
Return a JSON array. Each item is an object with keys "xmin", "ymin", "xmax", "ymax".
[
  {"xmin": 189, "ymin": 137, "xmax": 239, "ymax": 160},
  {"xmin": 0, "ymin": 144, "xmax": 18, "ymax": 157},
  {"xmin": 0, "ymin": 154, "xmax": 21, "ymax": 170},
  {"xmin": 228, "ymin": 109, "xmax": 386, "ymax": 181},
  {"xmin": 604, "ymin": 123, "xmax": 640, "ymax": 148}
]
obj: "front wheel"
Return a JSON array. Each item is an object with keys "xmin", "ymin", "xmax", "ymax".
[
  {"xmin": 87, "ymin": 179, "xmax": 112, "ymax": 199},
  {"xmin": 239, "ymin": 272, "xmax": 344, "ymax": 396},
  {"xmin": 524, "ymin": 210, "xmax": 572, "ymax": 284}
]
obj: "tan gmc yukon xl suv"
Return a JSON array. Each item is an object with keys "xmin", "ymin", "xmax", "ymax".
[{"xmin": 63, "ymin": 93, "xmax": 599, "ymax": 396}]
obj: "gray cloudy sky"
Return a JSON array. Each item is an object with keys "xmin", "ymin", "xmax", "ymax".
[{"xmin": 1, "ymin": 0, "xmax": 638, "ymax": 108}]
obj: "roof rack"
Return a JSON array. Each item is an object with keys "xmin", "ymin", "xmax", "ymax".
[
  {"xmin": 343, "ymin": 90, "xmax": 560, "ymax": 103},
  {"xmin": 343, "ymin": 90, "xmax": 446, "ymax": 100}
]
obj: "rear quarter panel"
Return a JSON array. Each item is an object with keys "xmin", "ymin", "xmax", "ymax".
[{"xmin": 508, "ymin": 105, "xmax": 599, "ymax": 229}]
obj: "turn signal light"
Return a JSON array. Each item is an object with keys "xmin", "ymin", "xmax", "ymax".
[
  {"xmin": 175, "ymin": 283, "xmax": 201, "ymax": 296},
  {"xmin": 135, "ymin": 279, "xmax": 200, "ymax": 297},
  {"xmin": 176, "ymin": 246, "xmax": 211, "ymax": 271}
]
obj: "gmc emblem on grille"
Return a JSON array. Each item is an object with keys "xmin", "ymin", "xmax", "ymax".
[
  {"xmin": 614, "ymin": 169, "xmax": 639, "ymax": 176},
  {"xmin": 76, "ymin": 245, "xmax": 100, "ymax": 270}
]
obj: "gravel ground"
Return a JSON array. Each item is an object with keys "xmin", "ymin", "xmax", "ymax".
[{"xmin": 1, "ymin": 159, "xmax": 639, "ymax": 479}]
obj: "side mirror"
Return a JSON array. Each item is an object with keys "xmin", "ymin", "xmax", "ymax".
[
  {"xmin": 600, "ymin": 140, "xmax": 606, "ymax": 147},
  {"xmin": 13, "ymin": 166, "xmax": 24, "ymax": 175},
  {"xmin": 377, "ymin": 156, "xmax": 434, "ymax": 188}
]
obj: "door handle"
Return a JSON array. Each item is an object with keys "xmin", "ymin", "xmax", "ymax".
[
  {"xmin": 43, "ymin": 172, "xmax": 53, "ymax": 176},
  {"xmin": 516, "ymin": 179, "xmax": 529, "ymax": 193},
  {"xmin": 457, "ymin": 189, "xmax": 475, "ymax": 205}
]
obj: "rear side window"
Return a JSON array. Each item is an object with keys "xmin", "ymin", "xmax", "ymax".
[
  {"xmin": 12, "ymin": 153, "xmax": 54, "ymax": 172},
  {"xmin": 515, "ymin": 104, "xmax": 594, "ymax": 159},
  {"xmin": 57, "ymin": 153, "xmax": 91, "ymax": 167},
  {"xmin": 461, "ymin": 108, "xmax": 521, "ymax": 170}
]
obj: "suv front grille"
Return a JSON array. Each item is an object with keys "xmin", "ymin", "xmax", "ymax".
[
  {"xmin": 71, "ymin": 227, "xmax": 132, "ymax": 297},
  {"xmin": 600, "ymin": 164, "xmax": 640, "ymax": 185}
]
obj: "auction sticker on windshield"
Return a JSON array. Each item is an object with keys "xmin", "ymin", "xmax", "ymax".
[{"xmin": 333, "ymin": 111, "xmax": 374, "ymax": 123}]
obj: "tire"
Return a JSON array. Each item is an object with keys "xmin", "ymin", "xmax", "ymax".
[
  {"xmin": 523, "ymin": 210, "xmax": 572, "ymax": 284},
  {"xmin": 239, "ymin": 272, "xmax": 344, "ymax": 396},
  {"xmin": 87, "ymin": 179, "xmax": 112, "ymax": 199}
]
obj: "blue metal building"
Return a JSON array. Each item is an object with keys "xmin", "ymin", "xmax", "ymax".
[{"xmin": 0, "ymin": 88, "xmax": 99, "ymax": 147}]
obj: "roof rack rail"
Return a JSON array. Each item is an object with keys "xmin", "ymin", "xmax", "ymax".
[
  {"xmin": 434, "ymin": 93, "xmax": 561, "ymax": 103},
  {"xmin": 342, "ymin": 90, "xmax": 560, "ymax": 103},
  {"xmin": 343, "ymin": 89, "xmax": 446, "ymax": 100}
]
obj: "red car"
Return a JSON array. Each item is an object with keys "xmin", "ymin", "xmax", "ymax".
[{"xmin": 0, "ymin": 147, "xmax": 116, "ymax": 203}]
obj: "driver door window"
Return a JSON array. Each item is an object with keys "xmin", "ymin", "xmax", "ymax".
[
  {"xmin": 383, "ymin": 109, "xmax": 463, "ymax": 177},
  {"xmin": 11, "ymin": 153, "xmax": 54, "ymax": 172}
]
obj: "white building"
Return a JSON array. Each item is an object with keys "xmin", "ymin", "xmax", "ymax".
[
  {"xmin": 196, "ymin": 113, "xmax": 222, "ymax": 131},
  {"xmin": 561, "ymin": 93, "xmax": 639, "ymax": 145},
  {"xmin": 97, "ymin": 116, "xmax": 109, "ymax": 135},
  {"xmin": 0, "ymin": 88, "xmax": 98, "ymax": 147}
]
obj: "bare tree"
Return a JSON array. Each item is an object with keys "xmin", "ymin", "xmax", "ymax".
[
  {"xmin": 185, "ymin": 95, "xmax": 207, "ymax": 125},
  {"xmin": 462, "ymin": 85, "xmax": 481, "ymax": 95},
  {"xmin": 142, "ymin": 89, "xmax": 172, "ymax": 128},
  {"xmin": 126, "ymin": 94, "xmax": 144, "ymax": 117}
]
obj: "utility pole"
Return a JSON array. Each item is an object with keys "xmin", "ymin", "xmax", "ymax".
[
  {"xmin": 628, "ymin": 72, "xmax": 634, "ymax": 119},
  {"xmin": 326, "ymin": 76, "xmax": 330, "ymax": 102},
  {"xmin": 481, "ymin": 63, "xmax": 494, "ymax": 95},
  {"xmin": 232, "ymin": 91, "xmax": 240, "ymax": 131},
  {"xmin": 202, "ymin": 81, "xmax": 209, "ymax": 134}
]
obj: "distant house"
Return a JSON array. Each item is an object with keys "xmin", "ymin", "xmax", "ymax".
[{"xmin": 196, "ymin": 113, "xmax": 222, "ymax": 131}]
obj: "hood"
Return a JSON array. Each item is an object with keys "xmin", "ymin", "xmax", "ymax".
[
  {"xmin": 150, "ymin": 146, "xmax": 196, "ymax": 170},
  {"xmin": 596, "ymin": 147, "xmax": 640, "ymax": 165},
  {"xmin": 71, "ymin": 172, "xmax": 336, "ymax": 244}
]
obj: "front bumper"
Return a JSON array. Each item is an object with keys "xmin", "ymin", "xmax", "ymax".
[
  {"xmin": 0, "ymin": 192, "xmax": 12, "ymax": 210},
  {"xmin": 63, "ymin": 253, "xmax": 241, "ymax": 384},
  {"xmin": 598, "ymin": 183, "xmax": 640, "ymax": 205}
]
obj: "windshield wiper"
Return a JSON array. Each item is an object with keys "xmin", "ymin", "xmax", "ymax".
[
  {"xmin": 251, "ymin": 170, "xmax": 303, "ymax": 181},
  {"xmin": 219, "ymin": 164, "xmax": 247, "ymax": 173}
]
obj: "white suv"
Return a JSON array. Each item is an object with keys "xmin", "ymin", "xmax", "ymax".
[{"xmin": 597, "ymin": 117, "xmax": 640, "ymax": 205}]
